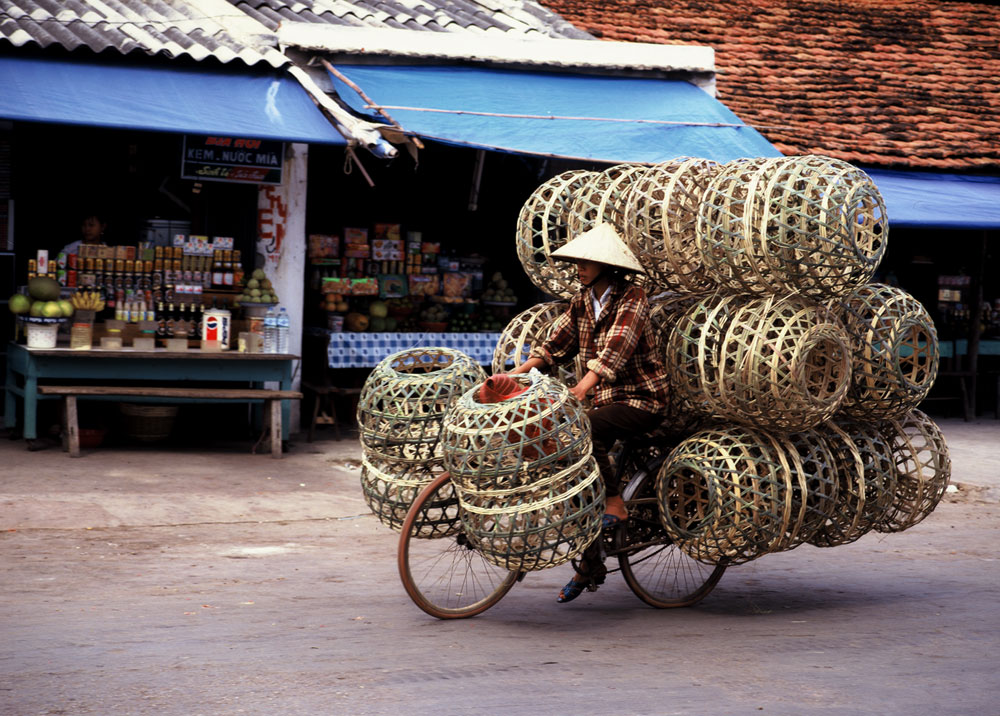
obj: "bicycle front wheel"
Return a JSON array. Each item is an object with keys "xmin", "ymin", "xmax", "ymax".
[
  {"xmin": 617, "ymin": 492, "xmax": 724, "ymax": 608},
  {"xmin": 397, "ymin": 472, "xmax": 519, "ymax": 619}
]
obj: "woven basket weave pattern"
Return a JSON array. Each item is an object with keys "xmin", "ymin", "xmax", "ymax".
[
  {"xmin": 696, "ymin": 156, "xmax": 886, "ymax": 298},
  {"xmin": 833, "ymin": 283, "xmax": 940, "ymax": 421},
  {"xmin": 875, "ymin": 409, "xmax": 951, "ymax": 534},
  {"xmin": 808, "ymin": 420, "xmax": 897, "ymax": 547},
  {"xmin": 515, "ymin": 170, "xmax": 597, "ymax": 299},
  {"xmin": 357, "ymin": 348, "xmax": 486, "ymax": 532},
  {"xmin": 625, "ymin": 157, "xmax": 722, "ymax": 293},
  {"xmin": 441, "ymin": 372, "xmax": 604, "ymax": 571}
]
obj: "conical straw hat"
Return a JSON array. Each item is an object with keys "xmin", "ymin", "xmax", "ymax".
[{"xmin": 550, "ymin": 222, "xmax": 645, "ymax": 273}]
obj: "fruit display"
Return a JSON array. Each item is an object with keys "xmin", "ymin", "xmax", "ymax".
[
  {"xmin": 8, "ymin": 277, "xmax": 77, "ymax": 320},
  {"xmin": 70, "ymin": 291, "xmax": 105, "ymax": 312},
  {"xmin": 234, "ymin": 268, "xmax": 280, "ymax": 305},
  {"xmin": 480, "ymin": 272, "xmax": 516, "ymax": 304}
]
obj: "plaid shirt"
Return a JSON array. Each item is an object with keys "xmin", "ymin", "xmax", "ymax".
[{"xmin": 533, "ymin": 281, "xmax": 669, "ymax": 414}]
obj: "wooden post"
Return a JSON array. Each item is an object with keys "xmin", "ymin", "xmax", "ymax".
[
  {"xmin": 66, "ymin": 396, "xmax": 80, "ymax": 457},
  {"xmin": 270, "ymin": 399, "xmax": 282, "ymax": 459}
]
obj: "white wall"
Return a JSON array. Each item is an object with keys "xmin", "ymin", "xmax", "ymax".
[{"xmin": 256, "ymin": 142, "xmax": 308, "ymax": 432}]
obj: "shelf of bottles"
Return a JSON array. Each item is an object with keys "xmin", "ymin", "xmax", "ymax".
[{"xmin": 42, "ymin": 245, "xmax": 244, "ymax": 343}]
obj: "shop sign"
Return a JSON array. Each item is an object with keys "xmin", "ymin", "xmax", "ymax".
[{"xmin": 181, "ymin": 136, "xmax": 284, "ymax": 185}]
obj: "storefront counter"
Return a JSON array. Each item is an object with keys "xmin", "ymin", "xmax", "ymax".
[
  {"xmin": 326, "ymin": 331, "xmax": 501, "ymax": 368},
  {"xmin": 4, "ymin": 342, "xmax": 298, "ymax": 441}
]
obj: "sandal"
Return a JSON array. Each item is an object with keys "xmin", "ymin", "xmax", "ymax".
[
  {"xmin": 601, "ymin": 513, "xmax": 627, "ymax": 529},
  {"xmin": 557, "ymin": 578, "xmax": 587, "ymax": 603}
]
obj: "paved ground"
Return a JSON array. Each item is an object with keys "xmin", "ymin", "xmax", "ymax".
[{"xmin": 1, "ymin": 416, "xmax": 998, "ymax": 715}]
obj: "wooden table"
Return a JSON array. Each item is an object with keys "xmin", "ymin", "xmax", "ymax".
[{"xmin": 4, "ymin": 343, "xmax": 298, "ymax": 441}]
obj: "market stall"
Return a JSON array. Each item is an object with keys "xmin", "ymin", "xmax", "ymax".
[{"xmin": 5, "ymin": 343, "xmax": 298, "ymax": 444}]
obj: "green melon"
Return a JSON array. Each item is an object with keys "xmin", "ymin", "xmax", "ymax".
[{"xmin": 28, "ymin": 276, "xmax": 61, "ymax": 301}]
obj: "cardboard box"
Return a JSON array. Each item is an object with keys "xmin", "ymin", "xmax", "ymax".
[
  {"xmin": 408, "ymin": 274, "xmax": 440, "ymax": 297},
  {"xmin": 344, "ymin": 227, "xmax": 369, "ymax": 245},
  {"xmin": 308, "ymin": 234, "xmax": 340, "ymax": 259},
  {"xmin": 374, "ymin": 223, "xmax": 401, "ymax": 242}
]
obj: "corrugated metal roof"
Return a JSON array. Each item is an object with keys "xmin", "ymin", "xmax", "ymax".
[
  {"xmin": 0, "ymin": 0, "xmax": 289, "ymax": 68},
  {"xmin": 228, "ymin": 0, "xmax": 592, "ymax": 38}
]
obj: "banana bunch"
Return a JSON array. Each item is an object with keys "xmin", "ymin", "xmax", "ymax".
[{"xmin": 70, "ymin": 290, "xmax": 105, "ymax": 311}]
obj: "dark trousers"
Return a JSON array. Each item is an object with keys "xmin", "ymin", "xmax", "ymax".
[{"xmin": 588, "ymin": 403, "xmax": 664, "ymax": 498}]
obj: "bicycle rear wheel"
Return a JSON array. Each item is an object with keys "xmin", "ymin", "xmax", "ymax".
[
  {"xmin": 398, "ymin": 472, "xmax": 519, "ymax": 619},
  {"xmin": 617, "ymin": 475, "xmax": 725, "ymax": 608}
]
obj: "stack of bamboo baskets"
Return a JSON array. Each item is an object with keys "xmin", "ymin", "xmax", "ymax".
[
  {"xmin": 357, "ymin": 347, "xmax": 485, "ymax": 533},
  {"xmin": 508, "ymin": 154, "xmax": 951, "ymax": 566},
  {"xmin": 440, "ymin": 371, "xmax": 604, "ymax": 572}
]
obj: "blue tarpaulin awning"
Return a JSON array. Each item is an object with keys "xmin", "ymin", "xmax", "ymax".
[
  {"xmin": 327, "ymin": 64, "xmax": 781, "ymax": 164},
  {"xmin": 0, "ymin": 56, "xmax": 346, "ymax": 144},
  {"xmin": 864, "ymin": 168, "xmax": 1000, "ymax": 230}
]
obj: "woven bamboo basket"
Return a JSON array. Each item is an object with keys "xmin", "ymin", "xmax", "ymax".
[
  {"xmin": 779, "ymin": 429, "xmax": 840, "ymax": 547},
  {"xmin": 667, "ymin": 293, "xmax": 852, "ymax": 432},
  {"xmin": 441, "ymin": 371, "xmax": 604, "ymax": 571},
  {"xmin": 491, "ymin": 300, "xmax": 567, "ymax": 375},
  {"xmin": 491, "ymin": 300, "xmax": 583, "ymax": 388},
  {"xmin": 808, "ymin": 420, "xmax": 897, "ymax": 547},
  {"xmin": 664, "ymin": 292, "xmax": 740, "ymax": 418},
  {"xmin": 656, "ymin": 426, "xmax": 806, "ymax": 565},
  {"xmin": 356, "ymin": 347, "xmax": 485, "ymax": 531},
  {"xmin": 875, "ymin": 409, "xmax": 951, "ymax": 533},
  {"xmin": 360, "ymin": 453, "xmax": 453, "ymax": 535},
  {"xmin": 515, "ymin": 170, "xmax": 598, "ymax": 299},
  {"xmin": 694, "ymin": 156, "xmax": 789, "ymax": 294},
  {"xmin": 566, "ymin": 163, "xmax": 649, "ymax": 237},
  {"xmin": 697, "ymin": 155, "xmax": 887, "ymax": 298},
  {"xmin": 832, "ymin": 283, "xmax": 940, "ymax": 421},
  {"xmin": 648, "ymin": 291, "xmax": 710, "ymax": 357},
  {"xmin": 624, "ymin": 157, "xmax": 722, "ymax": 293},
  {"xmin": 715, "ymin": 294, "xmax": 853, "ymax": 432}
]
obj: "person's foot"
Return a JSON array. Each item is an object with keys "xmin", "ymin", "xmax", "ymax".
[
  {"xmin": 604, "ymin": 494, "xmax": 628, "ymax": 523},
  {"xmin": 557, "ymin": 572, "xmax": 589, "ymax": 603}
]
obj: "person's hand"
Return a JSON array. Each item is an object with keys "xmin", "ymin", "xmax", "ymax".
[{"xmin": 570, "ymin": 384, "xmax": 589, "ymax": 403}]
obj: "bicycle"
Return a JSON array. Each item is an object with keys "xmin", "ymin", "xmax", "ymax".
[{"xmin": 397, "ymin": 429, "xmax": 726, "ymax": 619}]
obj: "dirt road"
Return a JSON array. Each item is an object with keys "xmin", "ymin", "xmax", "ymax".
[{"xmin": 1, "ymin": 420, "xmax": 998, "ymax": 715}]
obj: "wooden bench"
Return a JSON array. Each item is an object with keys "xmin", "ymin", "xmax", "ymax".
[{"xmin": 37, "ymin": 386, "xmax": 303, "ymax": 458}]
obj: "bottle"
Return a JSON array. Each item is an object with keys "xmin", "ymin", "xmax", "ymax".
[
  {"xmin": 276, "ymin": 306, "xmax": 290, "ymax": 354},
  {"xmin": 165, "ymin": 302, "xmax": 176, "ymax": 337},
  {"xmin": 156, "ymin": 301, "xmax": 166, "ymax": 338},
  {"xmin": 263, "ymin": 306, "xmax": 277, "ymax": 354}
]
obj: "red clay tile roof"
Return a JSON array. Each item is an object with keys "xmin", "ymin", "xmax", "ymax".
[{"xmin": 538, "ymin": 0, "xmax": 1000, "ymax": 171}]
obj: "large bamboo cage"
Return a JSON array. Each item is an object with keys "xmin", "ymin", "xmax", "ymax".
[
  {"xmin": 357, "ymin": 348, "xmax": 486, "ymax": 531},
  {"xmin": 715, "ymin": 295, "xmax": 852, "ymax": 432},
  {"xmin": 648, "ymin": 291, "xmax": 711, "ymax": 357},
  {"xmin": 808, "ymin": 420, "xmax": 897, "ymax": 547},
  {"xmin": 832, "ymin": 283, "xmax": 940, "ymax": 421},
  {"xmin": 697, "ymin": 155, "xmax": 887, "ymax": 298},
  {"xmin": 666, "ymin": 293, "xmax": 852, "ymax": 432},
  {"xmin": 664, "ymin": 292, "xmax": 740, "ymax": 418},
  {"xmin": 515, "ymin": 169, "xmax": 598, "ymax": 299},
  {"xmin": 624, "ymin": 157, "xmax": 722, "ymax": 293},
  {"xmin": 780, "ymin": 429, "xmax": 840, "ymax": 547},
  {"xmin": 566, "ymin": 163, "xmax": 649, "ymax": 237},
  {"xmin": 655, "ymin": 426, "xmax": 807, "ymax": 565},
  {"xmin": 441, "ymin": 372, "xmax": 604, "ymax": 572},
  {"xmin": 875, "ymin": 409, "xmax": 951, "ymax": 534},
  {"xmin": 360, "ymin": 453, "xmax": 453, "ymax": 535},
  {"xmin": 358, "ymin": 347, "xmax": 486, "ymax": 462}
]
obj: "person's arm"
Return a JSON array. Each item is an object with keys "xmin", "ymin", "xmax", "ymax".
[
  {"xmin": 586, "ymin": 287, "xmax": 647, "ymax": 383},
  {"xmin": 569, "ymin": 369, "xmax": 600, "ymax": 403},
  {"xmin": 510, "ymin": 356, "xmax": 545, "ymax": 375},
  {"xmin": 528, "ymin": 303, "xmax": 579, "ymax": 369}
]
